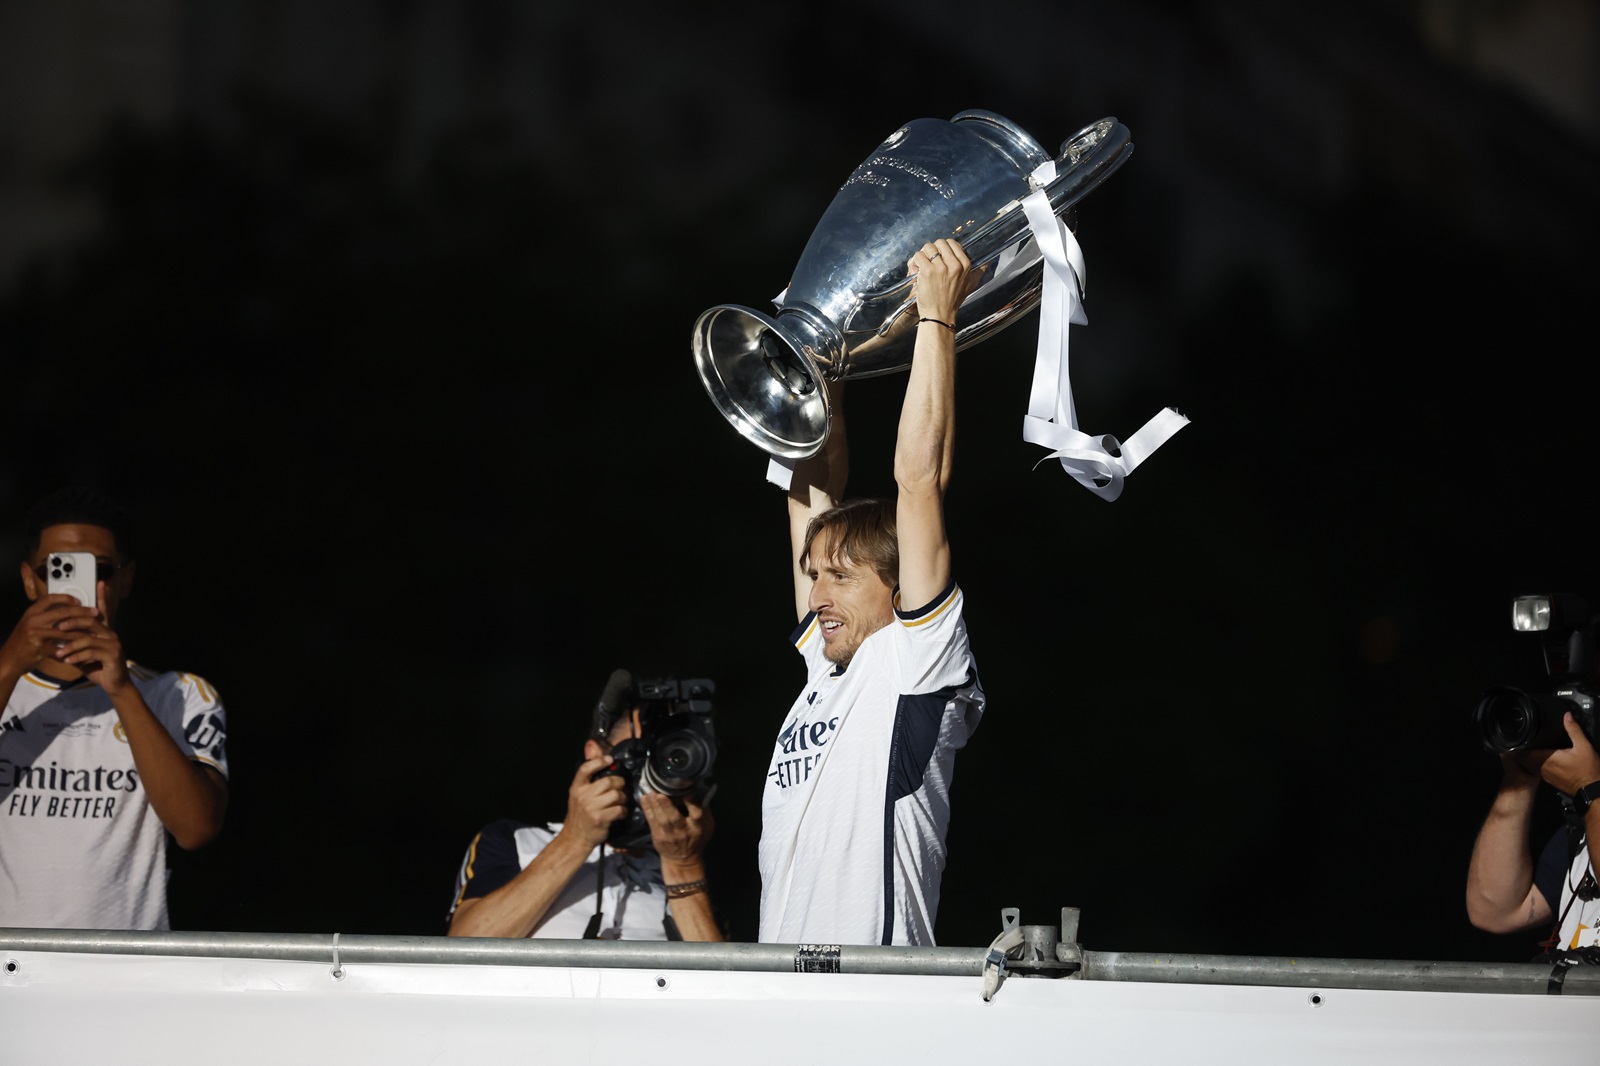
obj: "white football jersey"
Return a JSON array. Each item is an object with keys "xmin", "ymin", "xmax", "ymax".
[
  {"xmin": 0, "ymin": 665, "xmax": 229, "ymax": 929},
  {"xmin": 759, "ymin": 581, "xmax": 984, "ymax": 946}
]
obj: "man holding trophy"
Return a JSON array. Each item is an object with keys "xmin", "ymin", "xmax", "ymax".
[
  {"xmin": 694, "ymin": 112, "xmax": 1165, "ymax": 943},
  {"xmin": 758, "ymin": 238, "xmax": 987, "ymax": 947}
]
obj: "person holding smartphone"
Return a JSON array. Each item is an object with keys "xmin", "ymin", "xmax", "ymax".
[{"xmin": 0, "ymin": 487, "xmax": 229, "ymax": 930}]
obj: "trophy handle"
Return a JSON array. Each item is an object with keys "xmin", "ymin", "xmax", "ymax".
[
  {"xmin": 959, "ymin": 117, "xmax": 1132, "ymax": 272},
  {"xmin": 851, "ymin": 118, "xmax": 1133, "ymax": 338}
]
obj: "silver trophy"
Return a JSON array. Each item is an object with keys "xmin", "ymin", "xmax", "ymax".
[{"xmin": 692, "ymin": 111, "xmax": 1133, "ymax": 459}]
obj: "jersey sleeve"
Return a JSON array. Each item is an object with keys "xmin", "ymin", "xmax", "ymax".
[
  {"xmin": 448, "ymin": 819, "xmax": 528, "ymax": 921},
  {"xmin": 891, "ymin": 579, "xmax": 976, "ymax": 695},
  {"xmin": 163, "ymin": 671, "xmax": 229, "ymax": 779}
]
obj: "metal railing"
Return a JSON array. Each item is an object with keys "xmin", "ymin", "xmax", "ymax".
[{"xmin": 2, "ymin": 927, "xmax": 1596, "ymax": 996}]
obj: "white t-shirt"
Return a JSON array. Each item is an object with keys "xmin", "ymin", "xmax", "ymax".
[
  {"xmin": 759, "ymin": 581, "xmax": 984, "ymax": 946},
  {"xmin": 448, "ymin": 820, "xmax": 672, "ymax": 940},
  {"xmin": 1552, "ymin": 840, "xmax": 1599, "ymax": 952},
  {"xmin": 0, "ymin": 665, "xmax": 229, "ymax": 930}
]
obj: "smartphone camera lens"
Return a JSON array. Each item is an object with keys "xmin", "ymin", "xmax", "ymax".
[{"xmin": 61, "ymin": 562, "xmax": 73, "ymax": 574}]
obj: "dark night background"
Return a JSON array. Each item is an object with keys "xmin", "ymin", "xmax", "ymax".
[{"xmin": 1, "ymin": 1, "xmax": 1596, "ymax": 963}]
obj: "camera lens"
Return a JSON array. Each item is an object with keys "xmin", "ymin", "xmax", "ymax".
[
  {"xmin": 657, "ymin": 734, "xmax": 709, "ymax": 778},
  {"xmin": 1475, "ymin": 686, "xmax": 1574, "ymax": 754},
  {"xmin": 642, "ymin": 730, "xmax": 715, "ymax": 796}
]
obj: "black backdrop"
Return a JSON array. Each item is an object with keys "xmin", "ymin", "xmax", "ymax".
[{"xmin": 1, "ymin": 0, "xmax": 1596, "ymax": 961}]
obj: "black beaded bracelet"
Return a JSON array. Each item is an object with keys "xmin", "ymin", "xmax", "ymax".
[
  {"xmin": 664, "ymin": 878, "xmax": 709, "ymax": 899},
  {"xmin": 918, "ymin": 318, "xmax": 956, "ymax": 331}
]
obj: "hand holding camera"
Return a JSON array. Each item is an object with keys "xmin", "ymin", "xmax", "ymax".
[
  {"xmin": 589, "ymin": 673, "xmax": 719, "ymax": 851},
  {"xmin": 561, "ymin": 752, "xmax": 631, "ymax": 849},
  {"xmin": 639, "ymin": 790, "xmax": 715, "ymax": 868},
  {"xmin": 1536, "ymin": 713, "xmax": 1600, "ymax": 799}
]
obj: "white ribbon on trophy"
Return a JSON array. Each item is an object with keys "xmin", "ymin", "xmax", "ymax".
[{"xmin": 1017, "ymin": 159, "xmax": 1188, "ymax": 502}]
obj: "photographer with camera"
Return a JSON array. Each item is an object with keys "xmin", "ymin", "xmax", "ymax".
[
  {"xmin": 447, "ymin": 670, "xmax": 721, "ymax": 941},
  {"xmin": 1466, "ymin": 594, "xmax": 1600, "ymax": 959}
]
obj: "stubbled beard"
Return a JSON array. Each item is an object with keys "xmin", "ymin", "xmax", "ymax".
[
  {"xmin": 820, "ymin": 611, "xmax": 891, "ymax": 667},
  {"xmin": 822, "ymin": 625, "xmax": 875, "ymax": 667}
]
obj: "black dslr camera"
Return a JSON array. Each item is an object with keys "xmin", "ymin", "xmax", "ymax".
[
  {"xmin": 590, "ymin": 670, "xmax": 717, "ymax": 849},
  {"xmin": 1474, "ymin": 594, "xmax": 1599, "ymax": 755}
]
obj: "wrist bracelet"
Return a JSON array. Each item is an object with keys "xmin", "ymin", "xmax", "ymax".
[
  {"xmin": 665, "ymin": 878, "xmax": 708, "ymax": 899},
  {"xmin": 918, "ymin": 318, "xmax": 956, "ymax": 331}
]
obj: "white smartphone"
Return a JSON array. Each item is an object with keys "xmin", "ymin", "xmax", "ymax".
[{"xmin": 45, "ymin": 551, "xmax": 97, "ymax": 607}]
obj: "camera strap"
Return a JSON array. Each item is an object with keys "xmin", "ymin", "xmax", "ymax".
[
  {"xmin": 581, "ymin": 846, "xmax": 675, "ymax": 940},
  {"xmin": 1557, "ymin": 796, "xmax": 1597, "ymax": 901},
  {"xmin": 1541, "ymin": 947, "xmax": 1600, "ymax": 993},
  {"xmin": 581, "ymin": 845, "xmax": 608, "ymax": 940},
  {"xmin": 1547, "ymin": 955, "xmax": 1575, "ymax": 994},
  {"xmin": 1559, "ymin": 794, "xmax": 1584, "ymax": 860}
]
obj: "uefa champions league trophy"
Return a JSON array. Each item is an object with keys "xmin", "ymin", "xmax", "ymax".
[{"xmin": 691, "ymin": 111, "xmax": 1134, "ymax": 461}]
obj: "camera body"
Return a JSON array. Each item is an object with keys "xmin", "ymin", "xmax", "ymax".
[
  {"xmin": 594, "ymin": 674, "xmax": 718, "ymax": 849},
  {"xmin": 1475, "ymin": 594, "xmax": 1600, "ymax": 756}
]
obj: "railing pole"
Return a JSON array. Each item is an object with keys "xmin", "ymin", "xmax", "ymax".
[{"xmin": 2, "ymin": 928, "xmax": 1596, "ymax": 996}]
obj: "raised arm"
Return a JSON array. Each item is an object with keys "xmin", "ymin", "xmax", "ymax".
[
  {"xmin": 1465, "ymin": 755, "xmax": 1551, "ymax": 933},
  {"xmin": 53, "ymin": 583, "xmax": 227, "ymax": 850},
  {"xmin": 1535, "ymin": 713, "xmax": 1600, "ymax": 900},
  {"xmin": 894, "ymin": 238, "xmax": 971, "ymax": 609},
  {"xmin": 787, "ymin": 380, "xmax": 847, "ymax": 622},
  {"xmin": 1468, "ymin": 717, "xmax": 1600, "ymax": 935}
]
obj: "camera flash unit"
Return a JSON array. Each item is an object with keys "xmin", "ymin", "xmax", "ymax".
[{"xmin": 1512, "ymin": 595, "xmax": 1551, "ymax": 633}]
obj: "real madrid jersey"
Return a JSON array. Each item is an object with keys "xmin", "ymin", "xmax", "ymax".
[
  {"xmin": 758, "ymin": 580, "xmax": 984, "ymax": 946},
  {"xmin": 448, "ymin": 820, "xmax": 671, "ymax": 940},
  {"xmin": 0, "ymin": 664, "xmax": 229, "ymax": 930}
]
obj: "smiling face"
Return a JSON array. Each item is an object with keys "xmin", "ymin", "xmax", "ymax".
[{"xmin": 805, "ymin": 527, "xmax": 896, "ymax": 667}]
